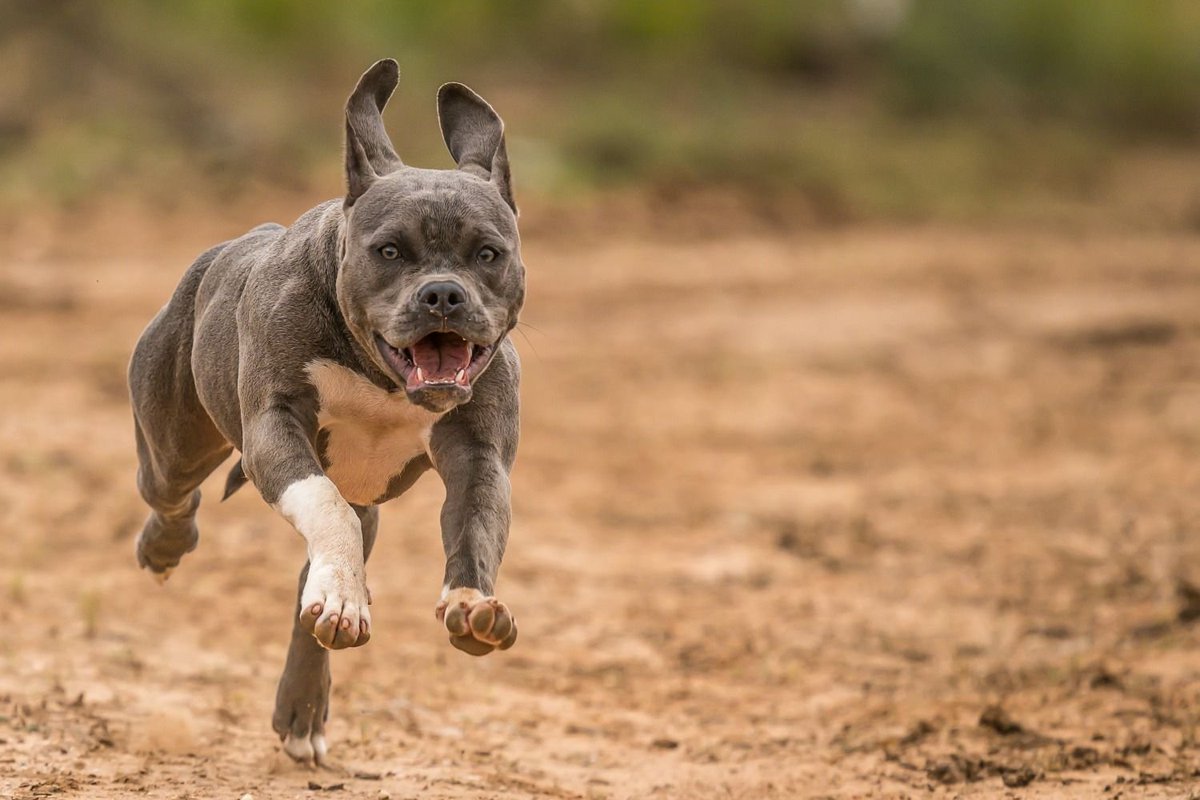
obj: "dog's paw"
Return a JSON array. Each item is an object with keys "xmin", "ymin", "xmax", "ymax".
[
  {"xmin": 135, "ymin": 512, "xmax": 199, "ymax": 582},
  {"xmin": 435, "ymin": 588, "xmax": 517, "ymax": 656},
  {"xmin": 275, "ymin": 701, "xmax": 329, "ymax": 766},
  {"xmin": 273, "ymin": 650, "xmax": 331, "ymax": 767},
  {"xmin": 283, "ymin": 730, "xmax": 328, "ymax": 766},
  {"xmin": 300, "ymin": 559, "xmax": 371, "ymax": 650},
  {"xmin": 275, "ymin": 703, "xmax": 329, "ymax": 766}
]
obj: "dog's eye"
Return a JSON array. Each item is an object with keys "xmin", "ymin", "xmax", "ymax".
[
  {"xmin": 379, "ymin": 244, "xmax": 400, "ymax": 261},
  {"xmin": 476, "ymin": 246, "xmax": 499, "ymax": 264}
]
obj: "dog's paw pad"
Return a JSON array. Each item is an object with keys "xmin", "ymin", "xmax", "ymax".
[{"xmin": 436, "ymin": 589, "xmax": 517, "ymax": 656}]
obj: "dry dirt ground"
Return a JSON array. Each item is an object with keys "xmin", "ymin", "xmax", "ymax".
[{"xmin": 3, "ymin": 205, "xmax": 1200, "ymax": 799}]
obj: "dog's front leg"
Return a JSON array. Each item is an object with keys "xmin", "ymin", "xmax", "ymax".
[
  {"xmin": 431, "ymin": 425, "xmax": 518, "ymax": 656},
  {"xmin": 243, "ymin": 407, "xmax": 371, "ymax": 650}
]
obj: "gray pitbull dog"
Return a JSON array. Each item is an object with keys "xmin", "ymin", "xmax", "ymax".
[{"xmin": 127, "ymin": 60, "xmax": 522, "ymax": 764}]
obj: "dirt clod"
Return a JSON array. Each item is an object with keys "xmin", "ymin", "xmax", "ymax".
[
  {"xmin": 926, "ymin": 754, "xmax": 989, "ymax": 785},
  {"xmin": 1000, "ymin": 766, "xmax": 1038, "ymax": 788},
  {"xmin": 1087, "ymin": 667, "xmax": 1124, "ymax": 690},
  {"xmin": 899, "ymin": 719, "xmax": 937, "ymax": 746},
  {"xmin": 1176, "ymin": 579, "xmax": 1200, "ymax": 623},
  {"xmin": 979, "ymin": 705, "xmax": 1024, "ymax": 736}
]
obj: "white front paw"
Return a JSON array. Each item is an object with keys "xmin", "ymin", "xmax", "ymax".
[{"xmin": 299, "ymin": 559, "xmax": 371, "ymax": 649}]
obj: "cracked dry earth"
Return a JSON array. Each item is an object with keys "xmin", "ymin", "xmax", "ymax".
[{"xmin": 3, "ymin": 212, "xmax": 1200, "ymax": 799}]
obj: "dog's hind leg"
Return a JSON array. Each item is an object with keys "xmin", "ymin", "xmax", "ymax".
[
  {"xmin": 131, "ymin": 416, "xmax": 229, "ymax": 580},
  {"xmin": 273, "ymin": 504, "xmax": 378, "ymax": 765},
  {"xmin": 129, "ymin": 279, "xmax": 232, "ymax": 580}
]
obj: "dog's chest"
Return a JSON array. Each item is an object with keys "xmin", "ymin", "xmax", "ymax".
[{"xmin": 305, "ymin": 360, "xmax": 442, "ymax": 506}]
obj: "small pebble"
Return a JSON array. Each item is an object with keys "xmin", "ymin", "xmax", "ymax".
[
  {"xmin": 240, "ymin": 794, "xmax": 254, "ymax": 800},
  {"xmin": 378, "ymin": 791, "xmax": 391, "ymax": 800}
]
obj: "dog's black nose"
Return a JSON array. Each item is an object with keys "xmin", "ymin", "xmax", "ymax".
[{"xmin": 417, "ymin": 281, "xmax": 467, "ymax": 316}]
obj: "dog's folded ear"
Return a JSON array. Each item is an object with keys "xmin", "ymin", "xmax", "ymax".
[
  {"xmin": 345, "ymin": 59, "xmax": 403, "ymax": 207},
  {"xmin": 437, "ymin": 83, "xmax": 516, "ymax": 214}
]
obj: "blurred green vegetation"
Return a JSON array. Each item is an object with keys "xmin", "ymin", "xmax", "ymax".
[{"xmin": 0, "ymin": 0, "xmax": 1197, "ymax": 219}]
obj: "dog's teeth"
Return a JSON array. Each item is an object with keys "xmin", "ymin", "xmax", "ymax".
[
  {"xmin": 416, "ymin": 367, "xmax": 425, "ymax": 382},
  {"xmin": 456, "ymin": 369, "xmax": 467, "ymax": 383}
]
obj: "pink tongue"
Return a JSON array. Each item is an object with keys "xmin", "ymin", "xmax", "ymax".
[{"xmin": 410, "ymin": 333, "xmax": 471, "ymax": 384}]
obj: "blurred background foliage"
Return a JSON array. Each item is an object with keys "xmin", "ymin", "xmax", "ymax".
[{"xmin": 0, "ymin": 0, "xmax": 1197, "ymax": 221}]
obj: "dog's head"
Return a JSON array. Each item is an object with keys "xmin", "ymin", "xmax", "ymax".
[{"xmin": 335, "ymin": 59, "xmax": 524, "ymax": 413}]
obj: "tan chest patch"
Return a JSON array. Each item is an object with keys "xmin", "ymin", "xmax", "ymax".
[{"xmin": 305, "ymin": 359, "xmax": 442, "ymax": 505}]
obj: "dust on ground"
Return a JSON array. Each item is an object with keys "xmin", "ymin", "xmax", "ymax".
[{"xmin": 3, "ymin": 201, "xmax": 1200, "ymax": 798}]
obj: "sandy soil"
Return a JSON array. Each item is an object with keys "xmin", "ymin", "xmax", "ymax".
[{"xmin": 3, "ymin": 207, "xmax": 1200, "ymax": 799}]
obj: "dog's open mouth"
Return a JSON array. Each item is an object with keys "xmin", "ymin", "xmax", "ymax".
[{"xmin": 377, "ymin": 331, "xmax": 493, "ymax": 393}]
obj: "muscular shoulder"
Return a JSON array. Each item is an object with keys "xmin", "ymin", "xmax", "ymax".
[{"xmin": 233, "ymin": 203, "xmax": 356, "ymax": 404}]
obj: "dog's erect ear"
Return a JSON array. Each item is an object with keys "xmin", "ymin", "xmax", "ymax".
[
  {"xmin": 437, "ymin": 83, "xmax": 516, "ymax": 213},
  {"xmin": 345, "ymin": 59, "xmax": 403, "ymax": 207}
]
